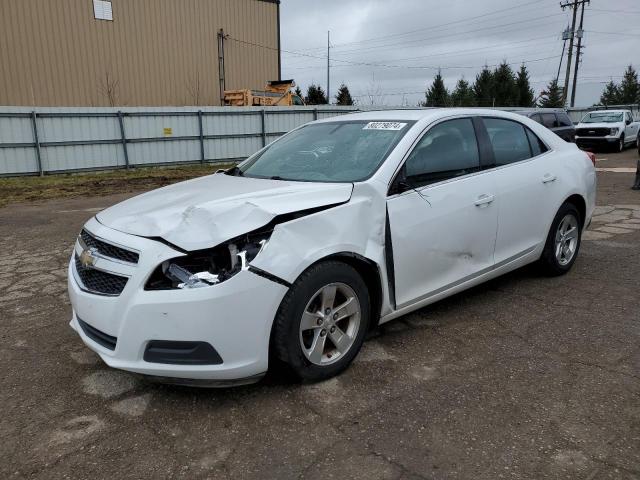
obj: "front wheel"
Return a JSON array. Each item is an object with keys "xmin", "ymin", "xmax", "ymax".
[
  {"xmin": 616, "ymin": 135, "xmax": 625, "ymax": 153},
  {"xmin": 271, "ymin": 261, "xmax": 370, "ymax": 382},
  {"xmin": 539, "ymin": 203, "xmax": 582, "ymax": 276}
]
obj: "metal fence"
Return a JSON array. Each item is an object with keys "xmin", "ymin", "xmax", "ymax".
[
  {"xmin": 2, "ymin": 104, "xmax": 639, "ymax": 177},
  {"xmin": 0, "ymin": 106, "xmax": 358, "ymax": 176}
]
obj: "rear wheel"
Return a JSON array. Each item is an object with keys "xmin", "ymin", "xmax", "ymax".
[
  {"xmin": 539, "ymin": 202, "xmax": 582, "ymax": 276},
  {"xmin": 272, "ymin": 261, "xmax": 370, "ymax": 382}
]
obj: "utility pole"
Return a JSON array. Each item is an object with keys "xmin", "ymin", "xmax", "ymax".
[
  {"xmin": 327, "ymin": 31, "xmax": 330, "ymax": 104},
  {"xmin": 560, "ymin": 0, "xmax": 579, "ymax": 106},
  {"xmin": 556, "ymin": 27, "xmax": 571, "ymax": 84},
  {"xmin": 570, "ymin": 0, "xmax": 588, "ymax": 107},
  {"xmin": 217, "ymin": 28, "xmax": 227, "ymax": 105}
]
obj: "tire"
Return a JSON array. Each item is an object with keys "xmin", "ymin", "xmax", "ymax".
[
  {"xmin": 271, "ymin": 261, "xmax": 370, "ymax": 382},
  {"xmin": 616, "ymin": 135, "xmax": 625, "ymax": 153},
  {"xmin": 539, "ymin": 202, "xmax": 582, "ymax": 276}
]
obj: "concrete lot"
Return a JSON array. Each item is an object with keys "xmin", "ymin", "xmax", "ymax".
[{"xmin": 1, "ymin": 149, "xmax": 639, "ymax": 479}]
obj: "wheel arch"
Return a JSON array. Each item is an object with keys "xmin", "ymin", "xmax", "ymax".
[{"xmin": 564, "ymin": 193, "xmax": 587, "ymax": 228}]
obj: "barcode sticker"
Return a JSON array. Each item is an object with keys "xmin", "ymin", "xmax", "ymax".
[{"xmin": 363, "ymin": 122, "xmax": 407, "ymax": 131}]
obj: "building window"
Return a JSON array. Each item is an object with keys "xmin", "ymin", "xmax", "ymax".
[{"xmin": 93, "ymin": 0, "xmax": 113, "ymax": 21}]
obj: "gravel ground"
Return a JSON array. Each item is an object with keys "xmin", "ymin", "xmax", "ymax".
[{"xmin": 1, "ymin": 148, "xmax": 639, "ymax": 479}]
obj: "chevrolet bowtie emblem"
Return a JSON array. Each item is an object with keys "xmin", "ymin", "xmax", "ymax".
[{"xmin": 79, "ymin": 248, "xmax": 98, "ymax": 268}]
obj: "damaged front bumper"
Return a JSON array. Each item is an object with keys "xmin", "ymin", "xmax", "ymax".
[{"xmin": 68, "ymin": 218, "xmax": 289, "ymax": 383}]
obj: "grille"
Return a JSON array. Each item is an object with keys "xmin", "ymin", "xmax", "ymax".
[
  {"xmin": 80, "ymin": 229, "xmax": 139, "ymax": 264},
  {"xmin": 74, "ymin": 255, "xmax": 128, "ymax": 296},
  {"xmin": 576, "ymin": 127, "xmax": 610, "ymax": 137},
  {"xmin": 78, "ymin": 318, "xmax": 117, "ymax": 350}
]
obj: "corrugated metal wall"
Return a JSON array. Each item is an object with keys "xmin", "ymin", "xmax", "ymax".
[
  {"xmin": 0, "ymin": 106, "xmax": 358, "ymax": 175},
  {"xmin": 0, "ymin": 0, "xmax": 279, "ymax": 106}
]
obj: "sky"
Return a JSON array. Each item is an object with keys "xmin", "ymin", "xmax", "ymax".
[{"xmin": 279, "ymin": 0, "xmax": 640, "ymax": 107}]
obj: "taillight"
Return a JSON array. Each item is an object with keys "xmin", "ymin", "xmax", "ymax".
[{"xmin": 585, "ymin": 151, "xmax": 596, "ymax": 166}]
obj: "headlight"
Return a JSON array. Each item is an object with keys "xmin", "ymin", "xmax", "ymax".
[
  {"xmin": 610, "ymin": 128, "xmax": 619, "ymax": 136},
  {"xmin": 145, "ymin": 230, "xmax": 270, "ymax": 290}
]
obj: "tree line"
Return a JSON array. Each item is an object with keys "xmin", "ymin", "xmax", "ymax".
[{"xmin": 296, "ymin": 64, "xmax": 640, "ymax": 108}]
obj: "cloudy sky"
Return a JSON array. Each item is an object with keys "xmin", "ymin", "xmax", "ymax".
[{"xmin": 280, "ymin": 0, "xmax": 640, "ymax": 107}]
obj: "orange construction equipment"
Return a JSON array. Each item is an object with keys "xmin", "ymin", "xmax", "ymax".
[{"xmin": 223, "ymin": 80, "xmax": 304, "ymax": 106}]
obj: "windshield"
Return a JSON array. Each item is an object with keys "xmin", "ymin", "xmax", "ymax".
[
  {"xmin": 238, "ymin": 120, "xmax": 413, "ymax": 182},
  {"xmin": 581, "ymin": 112, "xmax": 623, "ymax": 123}
]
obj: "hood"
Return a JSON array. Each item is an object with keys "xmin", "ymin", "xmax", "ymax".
[
  {"xmin": 96, "ymin": 173, "xmax": 353, "ymax": 251},
  {"xmin": 576, "ymin": 122, "xmax": 620, "ymax": 130}
]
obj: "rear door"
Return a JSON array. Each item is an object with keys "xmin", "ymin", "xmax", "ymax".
[
  {"xmin": 480, "ymin": 117, "xmax": 561, "ymax": 265},
  {"xmin": 386, "ymin": 117, "xmax": 498, "ymax": 307}
]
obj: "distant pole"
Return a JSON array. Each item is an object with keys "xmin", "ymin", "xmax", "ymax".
[
  {"xmin": 561, "ymin": 0, "xmax": 579, "ymax": 106},
  {"xmin": 327, "ymin": 31, "xmax": 330, "ymax": 104},
  {"xmin": 570, "ymin": 1, "xmax": 588, "ymax": 107},
  {"xmin": 556, "ymin": 28, "xmax": 570, "ymax": 84},
  {"xmin": 217, "ymin": 28, "xmax": 226, "ymax": 105}
]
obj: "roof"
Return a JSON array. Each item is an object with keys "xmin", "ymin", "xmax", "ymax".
[{"xmin": 314, "ymin": 108, "xmax": 530, "ymax": 123}]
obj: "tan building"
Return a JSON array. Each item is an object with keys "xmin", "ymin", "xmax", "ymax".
[{"xmin": 0, "ymin": 0, "xmax": 281, "ymax": 106}]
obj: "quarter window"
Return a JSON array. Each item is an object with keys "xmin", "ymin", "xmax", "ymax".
[
  {"xmin": 483, "ymin": 118, "xmax": 532, "ymax": 166},
  {"xmin": 404, "ymin": 118, "xmax": 480, "ymax": 187},
  {"xmin": 525, "ymin": 128, "xmax": 548, "ymax": 156}
]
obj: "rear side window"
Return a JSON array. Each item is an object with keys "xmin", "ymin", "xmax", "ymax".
[
  {"xmin": 530, "ymin": 113, "xmax": 542, "ymax": 125},
  {"xmin": 404, "ymin": 118, "xmax": 480, "ymax": 187},
  {"xmin": 556, "ymin": 113, "xmax": 573, "ymax": 127},
  {"xmin": 541, "ymin": 113, "xmax": 557, "ymax": 128},
  {"xmin": 483, "ymin": 118, "xmax": 532, "ymax": 166}
]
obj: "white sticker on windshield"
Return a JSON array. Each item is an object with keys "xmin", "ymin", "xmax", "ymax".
[{"xmin": 363, "ymin": 122, "xmax": 407, "ymax": 131}]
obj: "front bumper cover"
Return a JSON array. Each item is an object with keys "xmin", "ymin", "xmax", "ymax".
[{"xmin": 68, "ymin": 217, "xmax": 288, "ymax": 382}]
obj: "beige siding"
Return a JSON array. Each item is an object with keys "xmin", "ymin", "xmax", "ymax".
[{"xmin": 0, "ymin": 0, "xmax": 279, "ymax": 106}]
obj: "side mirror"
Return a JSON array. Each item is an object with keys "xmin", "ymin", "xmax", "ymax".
[{"xmin": 626, "ymin": 119, "xmax": 632, "ymax": 125}]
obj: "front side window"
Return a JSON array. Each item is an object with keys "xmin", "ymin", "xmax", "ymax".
[
  {"xmin": 483, "ymin": 118, "xmax": 532, "ymax": 166},
  {"xmin": 541, "ymin": 113, "xmax": 557, "ymax": 129},
  {"xmin": 556, "ymin": 113, "xmax": 573, "ymax": 127},
  {"xmin": 239, "ymin": 120, "xmax": 413, "ymax": 182},
  {"xmin": 404, "ymin": 118, "xmax": 480, "ymax": 187}
]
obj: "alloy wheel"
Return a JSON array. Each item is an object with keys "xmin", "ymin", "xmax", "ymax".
[
  {"xmin": 555, "ymin": 214, "xmax": 579, "ymax": 266},
  {"xmin": 299, "ymin": 282, "xmax": 361, "ymax": 366}
]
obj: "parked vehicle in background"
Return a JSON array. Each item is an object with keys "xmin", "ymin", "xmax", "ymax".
[
  {"xmin": 514, "ymin": 109, "xmax": 575, "ymax": 143},
  {"xmin": 575, "ymin": 110, "xmax": 639, "ymax": 152},
  {"xmin": 68, "ymin": 109, "xmax": 596, "ymax": 385}
]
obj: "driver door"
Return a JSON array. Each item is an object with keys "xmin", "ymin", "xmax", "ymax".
[{"xmin": 386, "ymin": 117, "xmax": 498, "ymax": 308}]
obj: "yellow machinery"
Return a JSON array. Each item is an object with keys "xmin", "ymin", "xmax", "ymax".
[{"xmin": 223, "ymin": 80, "xmax": 304, "ymax": 106}]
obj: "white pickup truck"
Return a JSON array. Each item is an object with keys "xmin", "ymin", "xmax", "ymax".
[{"xmin": 575, "ymin": 109, "xmax": 640, "ymax": 152}]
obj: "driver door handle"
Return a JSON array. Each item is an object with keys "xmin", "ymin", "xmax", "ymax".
[
  {"xmin": 474, "ymin": 194, "xmax": 495, "ymax": 207},
  {"xmin": 542, "ymin": 173, "xmax": 557, "ymax": 184}
]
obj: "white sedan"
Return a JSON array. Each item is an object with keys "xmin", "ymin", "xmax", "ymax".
[{"xmin": 68, "ymin": 109, "xmax": 597, "ymax": 385}]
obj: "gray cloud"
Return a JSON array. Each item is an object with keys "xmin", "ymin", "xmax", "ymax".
[{"xmin": 280, "ymin": 0, "xmax": 640, "ymax": 107}]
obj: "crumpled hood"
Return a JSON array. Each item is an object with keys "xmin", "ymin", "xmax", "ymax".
[
  {"xmin": 97, "ymin": 174, "xmax": 353, "ymax": 251},
  {"xmin": 576, "ymin": 122, "xmax": 620, "ymax": 130}
]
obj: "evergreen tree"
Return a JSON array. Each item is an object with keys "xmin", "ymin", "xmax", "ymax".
[
  {"xmin": 294, "ymin": 86, "xmax": 303, "ymax": 98},
  {"xmin": 599, "ymin": 80, "xmax": 621, "ymax": 106},
  {"xmin": 473, "ymin": 65, "xmax": 495, "ymax": 107},
  {"xmin": 618, "ymin": 65, "xmax": 639, "ymax": 104},
  {"xmin": 515, "ymin": 64, "xmax": 535, "ymax": 107},
  {"xmin": 538, "ymin": 79, "xmax": 564, "ymax": 108},
  {"xmin": 492, "ymin": 61, "xmax": 518, "ymax": 107},
  {"xmin": 450, "ymin": 78, "xmax": 475, "ymax": 107},
  {"xmin": 423, "ymin": 70, "xmax": 449, "ymax": 107},
  {"xmin": 305, "ymin": 84, "xmax": 328, "ymax": 105},
  {"xmin": 335, "ymin": 83, "xmax": 354, "ymax": 105}
]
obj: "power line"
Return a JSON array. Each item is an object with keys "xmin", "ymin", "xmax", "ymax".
[{"xmin": 291, "ymin": 0, "xmax": 558, "ymax": 52}]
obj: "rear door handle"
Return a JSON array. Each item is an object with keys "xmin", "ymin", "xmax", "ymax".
[
  {"xmin": 542, "ymin": 174, "xmax": 557, "ymax": 183},
  {"xmin": 474, "ymin": 194, "xmax": 495, "ymax": 207}
]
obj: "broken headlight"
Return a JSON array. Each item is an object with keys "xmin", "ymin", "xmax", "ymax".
[{"xmin": 145, "ymin": 231, "xmax": 269, "ymax": 290}]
